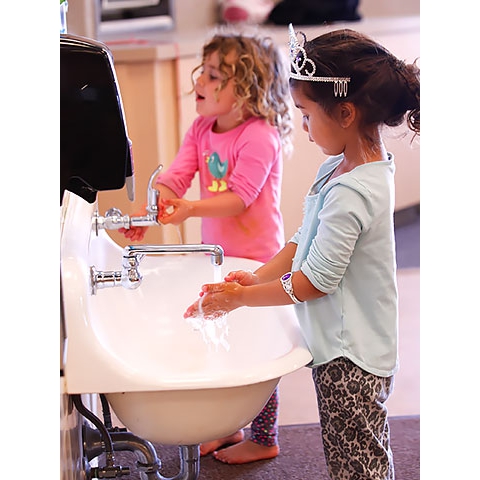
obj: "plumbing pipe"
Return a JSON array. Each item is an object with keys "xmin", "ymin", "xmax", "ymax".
[
  {"xmin": 72, "ymin": 395, "xmax": 115, "ymax": 467},
  {"xmin": 99, "ymin": 393, "xmax": 113, "ymax": 429},
  {"xmin": 84, "ymin": 424, "xmax": 201, "ymax": 480},
  {"xmin": 84, "ymin": 424, "xmax": 160, "ymax": 479},
  {"xmin": 78, "ymin": 394, "xmax": 201, "ymax": 480},
  {"xmin": 173, "ymin": 445, "xmax": 201, "ymax": 480}
]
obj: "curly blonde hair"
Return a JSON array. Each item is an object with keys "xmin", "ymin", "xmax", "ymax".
[{"xmin": 192, "ymin": 31, "xmax": 294, "ymax": 156}]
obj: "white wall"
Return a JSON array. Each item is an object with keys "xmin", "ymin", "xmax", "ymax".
[
  {"xmin": 173, "ymin": 0, "xmax": 420, "ymax": 31},
  {"xmin": 359, "ymin": 0, "xmax": 419, "ymax": 17},
  {"xmin": 66, "ymin": 0, "xmax": 420, "ymax": 39}
]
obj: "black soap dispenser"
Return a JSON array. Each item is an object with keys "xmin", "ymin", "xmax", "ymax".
[{"xmin": 60, "ymin": 34, "xmax": 134, "ymax": 205}]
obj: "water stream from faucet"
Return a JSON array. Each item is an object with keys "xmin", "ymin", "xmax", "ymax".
[
  {"xmin": 213, "ymin": 264, "xmax": 222, "ymax": 282},
  {"xmin": 185, "ymin": 264, "xmax": 230, "ymax": 352}
]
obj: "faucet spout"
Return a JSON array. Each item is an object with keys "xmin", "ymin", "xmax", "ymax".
[
  {"xmin": 92, "ymin": 164, "xmax": 164, "ymax": 233},
  {"xmin": 123, "ymin": 244, "xmax": 224, "ymax": 266},
  {"xmin": 120, "ymin": 244, "xmax": 224, "ymax": 290},
  {"xmin": 146, "ymin": 164, "xmax": 163, "ymax": 216},
  {"xmin": 129, "ymin": 164, "xmax": 164, "ymax": 228},
  {"xmin": 90, "ymin": 243, "xmax": 224, "ymax": 294}
]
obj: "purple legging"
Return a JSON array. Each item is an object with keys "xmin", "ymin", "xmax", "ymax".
[{"xmin": 249, "ymin": 387, "xmax": 279, "ymax": 447}]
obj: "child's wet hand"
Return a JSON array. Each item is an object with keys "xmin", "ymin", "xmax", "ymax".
[
  {"xmin": 184, "ymin": 299, "xmax": 201, "ymax": 319},
  {"xmin": 183, "ymin": 281, "xmax": 242, "ymax": 318},
  {"xmin": 224, "ymin": 270, "xmax": 258, "ymax": 286}
]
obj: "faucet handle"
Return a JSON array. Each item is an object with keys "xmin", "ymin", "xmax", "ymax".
[
  {"xmin": 146, "ymin": 164, "xmax": 163, "ymax": 215},
  {"xmin": 92, "ymin": 207, "xmax": 131, "ymax": 234},
  {"xmin": 105, "ymin": 207, "xmax": 123, "ymax": 218}
]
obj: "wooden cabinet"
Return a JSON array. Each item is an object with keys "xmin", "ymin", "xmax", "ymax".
[{"xmin": 97, "ymin": 50, "xmax": 182, "ymax": 247}]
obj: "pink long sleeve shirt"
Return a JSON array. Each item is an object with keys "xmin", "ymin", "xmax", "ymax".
[{"xmin": 156, "ymin": 115, "xmax": 285, "ymax": 262}]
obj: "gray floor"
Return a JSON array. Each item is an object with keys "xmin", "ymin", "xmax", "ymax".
[
  {"xmin": 395, "ymin": 205, "xmax": 420, "ymax": 269},
  {"xmin": 109, "ymin": 416, "xmax": 420, "ymax": 480}
]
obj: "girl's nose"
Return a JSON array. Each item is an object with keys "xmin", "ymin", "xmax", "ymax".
[{"xmin": 195, "ymin": 72, "xmax": 205, "ymax": 87}]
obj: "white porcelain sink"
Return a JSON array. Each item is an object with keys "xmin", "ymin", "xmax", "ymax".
[{"xmin": 61, "ymin": 190, "xmax": 312, "ymax": 445}]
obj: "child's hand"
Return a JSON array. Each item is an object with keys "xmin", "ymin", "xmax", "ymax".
[
  {"xmin": 158, "ymin": 198, "xmax": 192, "ymax": 225},
  {"xmin": 117, "ymin": 205, "xmax": 149, "ymax": 241},
  {"xmin": 119, "ymin": 226, "xmax": 147, "ymax": 242},
  {"xmin": 184, "ymin": 281, "xmax": 243, "ymax": 319},
  {"xmin": 224, "ymin": 269, "xmax": 258, "ymax": 286},
  {"xmin": 117, "ymin": 200, "xmax": 167, "ymax": 241}
]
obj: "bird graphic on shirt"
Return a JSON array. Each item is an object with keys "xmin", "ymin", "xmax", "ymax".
[{"xmin": 206, "ymin": 151, "xmax": 228, "ymax": 192}]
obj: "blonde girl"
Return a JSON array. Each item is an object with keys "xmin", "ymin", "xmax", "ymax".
[{"xmin": 121, "ymin": 30, "xmax": 294, "ymax": 464}]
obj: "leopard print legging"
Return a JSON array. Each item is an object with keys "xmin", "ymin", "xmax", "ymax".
[{"xmin": 312, "ymin": 357, "xmax": 395, "ymax": 480}]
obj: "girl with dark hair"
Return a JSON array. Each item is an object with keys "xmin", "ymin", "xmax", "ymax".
[{"xmin": 185, "ymin": 26, "xmax": 420, "ymax": 479}]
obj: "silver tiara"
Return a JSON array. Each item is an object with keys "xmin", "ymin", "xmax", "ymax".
[{"xmin": 288, "ymin": 23, "xmax": 350, "ymax": 98}]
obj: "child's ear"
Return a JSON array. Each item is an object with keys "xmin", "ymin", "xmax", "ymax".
[{"xmin": 339, "ymin": 102, "xmax": 356, "ymax": 128}]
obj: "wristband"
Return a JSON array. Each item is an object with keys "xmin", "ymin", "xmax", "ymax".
[{"xmin": 280, "ymin": 272, "xmax": 302, "ymax": 304}]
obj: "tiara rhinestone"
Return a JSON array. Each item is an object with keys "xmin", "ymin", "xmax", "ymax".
[{"xmin": 288, "ymin": 24, "xmax": 351, "ymax": 98}]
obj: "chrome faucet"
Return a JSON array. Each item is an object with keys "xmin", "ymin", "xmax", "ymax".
[
  {"xmin": 92, "ymin": 164, "xmax": 164, "ymax": 234},
  {"xmin": 90, "ymin": 243, "xmax": 224, "ymax": 295}
]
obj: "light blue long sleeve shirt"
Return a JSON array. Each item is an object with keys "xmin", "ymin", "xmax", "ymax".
[{"xmin": 290, "ymin": 154, "xmax": 399, "ymax": 377}]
